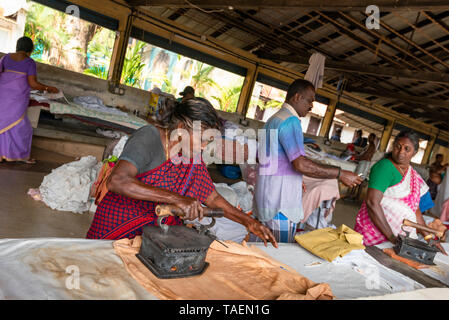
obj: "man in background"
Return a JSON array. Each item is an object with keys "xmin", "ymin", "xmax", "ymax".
[
  {"xmin": 179, "ymin": 85, "xmax": 195, "ymax": 102},
  {"xmin": 251, "ymin": 79, "xmax": 363, "ymax": 243},
  {"xmin": 428, "ymin": 154, "xmax": 448, "ymax": 199}
]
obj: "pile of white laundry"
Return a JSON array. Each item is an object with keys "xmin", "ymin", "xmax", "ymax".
[
  {"xmin": 187, "ymin": 181, "xmax": 255, "ymax": 243},
  {"xmin": 29, "ymin": 136, "xmax": 130, "ymax": 214},
  {"xmin": 38, "ymin": 156, "xmax": 102, "ymax": 214}
]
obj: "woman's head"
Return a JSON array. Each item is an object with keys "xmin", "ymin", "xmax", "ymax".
[
  {"xmin": 158, "ymin": 97, "xmax": 221, "ymax": 130},
  {"xmin": 16, "ymin": 37, "xmax": 34, "ymax": 55},
  {"xmin": 391, "ymin": 130, "xmax": 420, "ymax": 166},
  {"xmin": 158, "ymin": 97, "xmax": 222, "ymax": 158}
]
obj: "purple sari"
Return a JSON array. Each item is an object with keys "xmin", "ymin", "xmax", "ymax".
[{"xmin": 0, "ymin": 55, "xmax": 33, "ymax": 161}]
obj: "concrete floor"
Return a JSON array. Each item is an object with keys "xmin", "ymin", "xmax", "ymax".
[
  {"xmin": 0, "ymin": 147, "xmax": 94, "ymax": 238},
  {"xmin": 0, "ymin": 147, "xmax": 361, "ymax": 239}
]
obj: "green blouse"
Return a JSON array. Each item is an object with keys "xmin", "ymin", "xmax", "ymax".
[{"xmin": 368, "ymin": 158, "xmax": 404, "ymax": 193}]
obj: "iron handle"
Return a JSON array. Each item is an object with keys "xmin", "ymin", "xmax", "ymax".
[
  {"xmin": 155, "ymin": 204, "xmax": 224, "ymax": 218},
  {"xmin": 402, "ymin": 219, "xmax": 445, "ymax": 238}
]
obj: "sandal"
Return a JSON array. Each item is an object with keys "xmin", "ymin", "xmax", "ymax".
[{"xmin": 18, "ymin": 158, "xmax": 37, "ymax": 164}]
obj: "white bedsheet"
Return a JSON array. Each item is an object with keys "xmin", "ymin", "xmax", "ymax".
[{"xmin": 0, "ymin": 238, "xmax": 438, "ymax": 300}]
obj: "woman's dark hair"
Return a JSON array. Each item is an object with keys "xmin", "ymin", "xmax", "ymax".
[
  {"xmin": 394, "ymin": 129, "xmax": 420, "ymax": 153},
  {"xmin": 384, "ymin": 129, "xmax": 420, "ymax": 159},
  {"xmin": 16, "ymin": 36, "xmax": 34, "ymax": 53},
  {"xmin": 157, "ymin": 97, "xmax": 222, "ymax": 131}
]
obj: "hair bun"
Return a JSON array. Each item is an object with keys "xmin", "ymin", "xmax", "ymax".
[{"xmin": 156, "ymin": 97, "xmax": 178, "ymax": 126}]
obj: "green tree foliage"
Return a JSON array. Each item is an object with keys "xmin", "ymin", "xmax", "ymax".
[
  {"xmin": 192, "ymin": 62, "xmax": 217, "ymax": 96},
  {"xmin": 24, "ymin": 2, "xmax": 69, "ymax": 61},
  {"xmin": 212, "ymin": 83, "xmax": 243, "ymax": 113},
  {"xmin": 121, "ymin": 41, "xmax": 146, "ymax": 86}
]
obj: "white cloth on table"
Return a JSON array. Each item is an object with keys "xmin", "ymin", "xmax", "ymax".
[
  {"xmin": 0, "ymin": 238, "xmax": 156, "ymax": 300},
  {"xmin": 73, "ymin": 96, "xmax": 129, "ymax": 117},
  {"xmin": 0, "ymin": 238, "xmax": 436, "ymax": 300}
]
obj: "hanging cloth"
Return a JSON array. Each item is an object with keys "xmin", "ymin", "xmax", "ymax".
[{"xmin": 304, "ymin": 52, "xmax": 326, "ymax": 89}]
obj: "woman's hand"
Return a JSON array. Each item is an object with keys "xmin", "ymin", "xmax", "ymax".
[
  {"xmin": 173, "ymin": 195, "xmax": 204, "ymax": 221},
  {"xmin": 244, "ymin": 217, "xmax": 278, "ymax": 248},
  {"xmin": 435, "ymin": 243, "xmax": 448, "ymax": 255},
  {"xmin": 47, "ymin": 86, "xmax": 59, "ymax": 93},
  {"xmin": 388, "ymin": 234, "xmax": 398, "ymax": 245}
]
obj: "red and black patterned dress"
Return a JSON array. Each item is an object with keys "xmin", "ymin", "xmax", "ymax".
[{"xmin": 86, "ymin": 156, "xmax": 215, "ymax": 240}]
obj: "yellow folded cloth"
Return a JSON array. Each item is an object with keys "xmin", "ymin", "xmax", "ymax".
[{"xmin": 295, "ymin": 224, "xmax": 365, "ymax": 262}]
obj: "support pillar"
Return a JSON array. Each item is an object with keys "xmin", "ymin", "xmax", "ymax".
[
  {"xmin": 379, "ymin": 119, "xmax": 395, "ymax": 152},
  {"xmin": 108, "ymin": 10, "xmax": 135, "ymax": 94},
  {"xmin": 318, "ymin": 99, "xmax": 337, "ymax": 139},
  {"xmin": 422, "ymin": 134, "xmax": 437, "ymax": 165},
  {"xmin": 236, "ymin": 65, "xmax": 258, "ymax": 116}
]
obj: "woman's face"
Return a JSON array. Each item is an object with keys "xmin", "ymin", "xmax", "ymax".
[
  {"xmin": 391, "ymin": 137, "xmax": 416, "ymax": 165},
  {"xmin": 172, "ymin": 124, "xmax": 215, "ymax": 159}
]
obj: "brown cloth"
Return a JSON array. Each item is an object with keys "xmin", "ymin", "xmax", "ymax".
[
  {"xmin": 90, "ymin": 162, "xmax": 114, "ymax": 205},
  {"xmin": 382, "ymin": 248, "xmax": 430, "ymax": 270},
  {"xmin": 427, "ymin": 218, "xmax": 447, "ymax": 242},
  {"xmin": 113, "ymin": 237, "xmax": 334, "ymax": 300}
]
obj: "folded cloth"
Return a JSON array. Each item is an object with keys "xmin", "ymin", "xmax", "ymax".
[
  {"xmin": 113, "ymin": 237, "xmax": 334, "ymax": 300},
  {"xmin": 295, "ymin": 224, "xmax": 365, "ymax": 262}
]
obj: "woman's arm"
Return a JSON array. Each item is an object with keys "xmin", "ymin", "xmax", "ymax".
[
  {"xmin": 204, "ymin": 190, "xmax": 278, "ymax": 248},
  {"xmin": 107, "ymin": 160, "xmax": 204, "ymax": 220},
  {"xmin": 27, "ymin": 75, "xmax": 59, "ymax": 93},
  {"xmin": 365, "ymin": 188, "xmax": 397, "ymax": 243}
]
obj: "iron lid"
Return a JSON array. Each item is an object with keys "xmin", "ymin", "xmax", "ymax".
[{"xmin": 142, "ymin": 225, "xmax": 215, "ymax": 252}]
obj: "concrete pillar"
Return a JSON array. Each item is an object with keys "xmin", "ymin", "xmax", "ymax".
[
  {"xmin": 422, "ymin": 134, "xmax": 437, "ymax": 165},
  {"xmin": 318, "ymin": 99, "xmax": 337, "ymax": 139},
  {"xmin": 379, "ymin": 119, "xmax": 395, "ymax": 152},
  {"xmin": 236, "ymin": 65, "xmax": 258, "ymax": 116}
]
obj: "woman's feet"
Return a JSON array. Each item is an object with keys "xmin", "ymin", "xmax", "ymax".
[
  {"xmin": 18, "ymin": 158, "xmax": 37, "ymax": 164},
  {"xmin": 0, "ymin": 158, "xmax": 36, "ymax": 164}
]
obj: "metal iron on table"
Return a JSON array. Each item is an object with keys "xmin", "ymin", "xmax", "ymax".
[
  {"xmin": 136, "ymin": 204, "xmax": 224, "ymax": 279},
  {"xmin": 394, "ymin": 219, "xmax": 446, "ymax": 265}
]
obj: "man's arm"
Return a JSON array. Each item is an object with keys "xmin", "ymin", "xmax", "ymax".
[
  {"xmin": 292, "ymin": 156, "xmax": 363, "ymax": 187},
  {"xmin": 355, "ymin": 145, "xmax": 375, "ymax": 161}
]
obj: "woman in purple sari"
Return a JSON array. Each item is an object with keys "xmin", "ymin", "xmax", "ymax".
[{"xmin": 0, "ymin": 36, "xmax": 58, "ymax": 164}]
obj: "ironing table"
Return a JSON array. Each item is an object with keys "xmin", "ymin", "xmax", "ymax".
[{"xmin": 1, "ymin": 237, "xmax": 449, "ymax": 300}]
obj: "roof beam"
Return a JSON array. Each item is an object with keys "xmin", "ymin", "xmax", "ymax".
[
  {"xmin": 346, "ymin": 87, "xmax": 449, "ymax": 110},
  {"xmin": 257, "ymin": 52, "xmax": 449, "ymax": 85},
  {"xmin": 125, "ymin": 0, "xmax": 449, "ymax": 10}
]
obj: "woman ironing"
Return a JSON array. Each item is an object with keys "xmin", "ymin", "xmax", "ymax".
[{"xmin": 0, "ymin": 36, "xmax": 58, "ymax": 164}]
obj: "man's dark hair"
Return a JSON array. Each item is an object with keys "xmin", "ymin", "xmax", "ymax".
[
  {"xmin": 436, "ymin": 154, "xmax": 443, "ymax": 159},
  {"xmin": 158, "ymin": 97, "xmax": 222, "ymax": 130},
  {"xmin": 395, "ymin": 129, "xmax": 420, "ymax": 153},
  {"xmin": 16, "ymin": 36, "xmax": 34, "ymax": 53},
  {"xmin": 356, "ymin": 129, "xmax": 363, "ymax": 136},
  {"xmin": 286, "ymin": 79, "xmax": 315, "ymax": 100}
]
